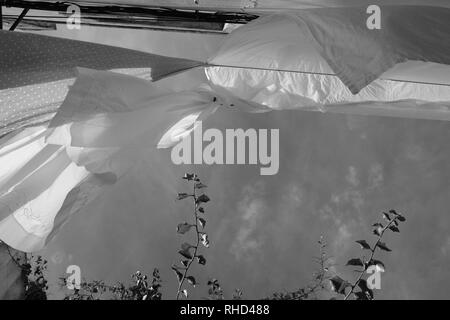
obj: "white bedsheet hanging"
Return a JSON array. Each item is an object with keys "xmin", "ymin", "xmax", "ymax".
[
  {"xmin": 0, "ymin": 68, "xmax": 265, "ymax": 252},
  {"xmin": 206, "ymin": 10, "xmax": 450, "ymax": 120}
]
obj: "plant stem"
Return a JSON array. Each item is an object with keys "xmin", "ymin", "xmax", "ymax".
[
  {"xmin": 344, "ymin": 218, "xmax": 396, "ymax": 300},
  {"xmin": 176, "ymin": 182, "xmax": 201, "ymax": 300}
]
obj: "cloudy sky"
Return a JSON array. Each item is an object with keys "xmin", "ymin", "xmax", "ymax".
[{"xmin": 35, "ymin": 24, "xmax": 450, "ymax": 300}]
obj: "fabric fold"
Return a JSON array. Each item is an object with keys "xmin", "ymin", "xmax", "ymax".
[
  {"xmin": 206, "ymin": 11, "xmax": 450, "ymax": 120},
  {"xmin": 287, "ymin": 6, "xmax": 450, "ymax": 93},
  {"xmin": 0, "ymin": 30, "xmax": 204, "ymax": 90}
]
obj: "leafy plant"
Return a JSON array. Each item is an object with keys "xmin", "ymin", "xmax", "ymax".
[
  {"xmin": 61, "ymin": 268, "xmax": 162, "ymax": 300},
  {"xmin": 7, "ymin": 173, "xmax": 407, "ymax": 301},
  {"xmin": 23, "ymin": 255, "xmax": 48, "ymax": 300},
  {"xmin": 173, "ymin": 173, "xmax": 210, "ymax": 299},
  {"xmin": 267, "ymin": 236, "xmax": 332, "ymax": 300},
  {"xmin": 207, "ymin": 278, "xmax": 224, "ymax": 300},
  {"xmin": 330, "ymin": 210, "xmax": 407, "ymax": 300},
  {"xmin": 5, "ymin": 246, "xmax": 48, "ymax": 300},
  {"xmin": 206, "ymin": 278, "xmax": 243, "ymax": 300}
]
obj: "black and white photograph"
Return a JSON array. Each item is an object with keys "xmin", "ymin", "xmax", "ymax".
[{"xmin": 0, "ymin": 0, "xmax": 449, "ymax": 311}]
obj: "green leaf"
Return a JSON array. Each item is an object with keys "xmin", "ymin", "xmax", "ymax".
[
  {"xmin": 186, "ymin": 276, "xmax": 197, "ymax": 287},
  {"xmin": 329, "ymin": 276, "xmax": 350, "ymax": 295},
  {"xmin": 198, "ymin": 207, "xmax": 205, "ymax": 214},
  {"xmin": 181, "ymin": 242, "xmax": 194, "ymax": 250},
  {"xmin": 376, "ymin": 241, "xmax": 392, "ymax": 252},
  {"xmin": 177, "ymin": 223, "xmax": 193, "ymax": 234},
  {"xmin": 389, "ymin": 210, "xmax": 406, "ymax": 222},
  {"xmin": 357, "ymin": 279, "xmax": 374, "ymax": 299},
  {"xmin": 171, "ymin": 266, "xmax": 183, "ymax": 283},
  {"xmin": 195, "ymin": 182, "xmax": 207, "ymax": 189},
  {"xmin": 388, "ymin": 225, "xmax": 400, "ymax": 233},
  {"xmin": 367, "ymin": 259, "xmax": 386, "ymax": 271},
  {"xmin": 181, "ymin": 260, "xmax": 189, "ymax": 267},
  {"xmin": 372, "ymin": 223, "xmax": 384, "ymax": 228},
  {"xmin": 373, "ymin": 228, "xmax": 381, "ymax": 237},
  {"xmin": 354, "ymin": 290, "xmax": 369, "ymax": 300},
  {"xmin": 177, "ymin": 193, "xmax": 191, "ymax": 200},
  {"xmin": 198, "ymin": 218, "xmax": 206, "ymax": 229},
  {"xmin": 356, "ymin": 240, "xmax": 371, "ymax": 250},
  {"xmin": 382, "ymin": 212, "xmax": 391, "ymax": 221},
  {"xmin": 207, "ymin": 279, "xmax": 218, "ymax": 286},
  {"xmin": 182, "ymin": 173, "xmax": 195, "ymax": 181},
  {"xmin": 178, "ymin": 249, "xmax": 193, "ymax": 260},
  {"xmin": 197, "ymin": 255, "xmax": 206, "ymax": 265},
  {"xmin": 197, "ymin": 194, "xmax": 210, "ymax": 204},
  {"xmin": 346, "ymin": 258, "xmax": 364, "ymax": 267}
]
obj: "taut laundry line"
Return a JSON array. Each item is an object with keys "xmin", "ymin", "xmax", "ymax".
[{"xmin": 205, "ymin": 63, "xmax": 450, "ymax": 88}]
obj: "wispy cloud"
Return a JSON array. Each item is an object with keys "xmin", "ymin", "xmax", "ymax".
[
  {"xmin": 440, "ymin": 237, "xmax": 450, "ymax": 257},
  {"xmin": 282, "ymin": 183, "xmax": 304, "ymax": 208},
  {"xmin": 345, "ymin": 166, "xmax": 360, "ymax": 187},
  {"xmin": 333, "ymin": 223, "xmax": 352, "ymax": 252},
  {"xmin": 230, "ymin": 183, "xmax": 266, "ymax": 260},
  {"xmin": 368, "ymin": 163, "xmax": 384, "ymax": 189}
]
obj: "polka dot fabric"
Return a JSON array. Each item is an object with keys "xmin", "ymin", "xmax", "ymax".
[{"xmin": 0, "ymin": 30, "xmax": 204, "ymax": 137}]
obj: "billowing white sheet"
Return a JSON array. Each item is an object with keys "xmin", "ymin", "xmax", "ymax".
[
  {"xmin": 207, "ymin": 13, "xmax": 450, "ymax": 120},
  {"xmin": 46, "ymin": 68, "xmax": 264, "ymax": 150},
  {"xmin": 0, "ymin": 68, "xmax": 265, "ymax": 252},
  {"xmin": 286, "ymin": 6, "xmax": 450, "ymax": 93}
]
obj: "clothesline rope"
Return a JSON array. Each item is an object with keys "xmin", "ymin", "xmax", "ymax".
[{"xmin": 206, "ymin": 63, "xmax": 450, "ymax": 88}]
